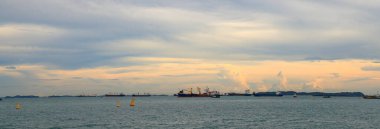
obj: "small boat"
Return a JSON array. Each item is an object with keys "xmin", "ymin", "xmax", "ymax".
[
  {"xmin": 293, "ymin": 93, "xmax": 297, "ymax": 98},
  {"xmin": 323, "ymin": 96, "xmax": 331, "ymax": 98},
  {"xmin": 211, "ymin": 94, "xmax": 221, "ymax": 98}
]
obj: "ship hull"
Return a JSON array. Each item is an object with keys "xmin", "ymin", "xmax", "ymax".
[
  {"xmin": 227, "ymin": 93, "xmax": 252, "ymax": 96},
  {"xmin": 105, "ymin": 95, "xmax": 126, "ymax": 97},
  {"xmin": 253, "ymin": 92, "xmax": 283, "ymax": 97},
  {"xmin": 177, "ymin": 94, "xmax": 210, "ymax": 97},
  {"xmin": 76, "ymin": 95, "xmax": 97, "ymax": 97},
  {"xmin": 254, "ymin": 95, "xmax": 283, "ymax": 97},
  {"xmin": 132, "ymin": 95, "xmax": 151, "ymax": 97},
  {"xmin": 363, "ymin": 96, "xmax": 380, "ymax": 99}
]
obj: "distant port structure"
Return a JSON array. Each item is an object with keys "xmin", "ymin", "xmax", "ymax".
[{"xmin": 0, "ymin": 90, "xmax": 375, "ymax": 99}]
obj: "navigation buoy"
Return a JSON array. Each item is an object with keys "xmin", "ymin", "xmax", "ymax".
[
  {"xmin": 130, "ymin": 98, "xmax": 135, "ymax": 107},
  {"xmin": 16, "ymin": 103, "xmax": 21, "ymax": 110},
  {"xmin": 116, "ymin": 100, "xmax": 121, "ymax": 108}
]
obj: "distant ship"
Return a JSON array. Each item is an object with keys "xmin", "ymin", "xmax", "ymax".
[
  {"xmin": 363, "ymin": 95, "xmax": 380, "ymax": 99},
  {"xmin": 132, "ymin": 93, "xmax": 151, "ymax": 97},
  {"xmin": 48, "ymin": 95, "xmax": 75, "ymax": 98},
  {"xmin": 363, "ymin": 92, "xmax": 380, "ymax": 99},
  {"xmin": 105, "ymin": 93, "xmax": 126, "ymax": 97},
  {"xmin": 151, "ymin": 94, "xmax": 169, "ymax": 96},
  {"xmin": 76, "ymin": 93, "xmax": 98, "ymax": 97},
  {"xmin": 253, "ymin": 92, "xmax": 283, "ymax": 97},
  {"xmin": 177, "ymin": 87, "xmax": 220, "ymax": 98},
  {"xmin": 76, "ymin": 95, "xmax": 97, "ymax": 97},
  {"xmin": 226, "ymin": 89, "xmax": 252, "ymax": 96},
  {"xmin": 5, "ymin": 95, "xmax": 39, "ymax": 98}
]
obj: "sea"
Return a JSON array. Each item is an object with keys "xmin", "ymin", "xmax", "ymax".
[{"xmin": 0, "ymin": 96, "xmax": 379, "ymax": 129}]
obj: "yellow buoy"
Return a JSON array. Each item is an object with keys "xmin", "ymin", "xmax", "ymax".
[
  {"xmin": 116, "ymin": 100, "xmax": 121, "ymax": 108},
  {"xmin": 130, "ymin": 98, "xmax": 135, "ymax": 107},
  {"xmin": 16, "ymin": 103, "xmax": 21, "ymax": 110}
]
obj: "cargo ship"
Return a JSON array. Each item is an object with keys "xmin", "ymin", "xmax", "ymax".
[
  {"xmin": 132, "ymin": 93, "xmax": 151, "ymax": 97},
  {"xmin": 5, "ymin": 95, "xmax": 39, "ymax": 98},
  {"xmin": 105, "ymin": 93, "xmax": 126, "ymax": 97},
  {"xmin": 253, "ymin": 92, "xmax": 283, "ymax": 97},
  {"xmin": 177, "ymin": 87, "xmax": 220, "ymax": 98},
  {"xmin": 226, "ymin": 89, "xmax": 252, "ymax": 96}
]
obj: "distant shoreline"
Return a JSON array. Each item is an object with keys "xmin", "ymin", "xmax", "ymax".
[{"xmin": 0, "ymin": 91, "xmax": 370, "ymax": 98}]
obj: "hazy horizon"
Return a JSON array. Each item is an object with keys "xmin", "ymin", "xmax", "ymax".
[{"xmin": 1, "ymin": 0, "xmax": 380, "ymax": 96}]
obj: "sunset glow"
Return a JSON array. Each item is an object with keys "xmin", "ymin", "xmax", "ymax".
[{"xmin": 1, "ymin": 0, "xmax": 380, "ymax": 96}]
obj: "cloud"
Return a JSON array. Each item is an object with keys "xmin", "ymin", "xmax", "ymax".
[
  {"xmin": 5, "ymin": 66, "xmax": 16, "ymax": 70},
  {"xmin": 330, "ymin": 73, "xmax": 340, "ymax": 78},
  {"xmin": 0, "ymin": 0, "xmax": 379, "ymax": 69},
  {"xmin": 161, "ymin": 74, "xmax": 208, "ymax": 78},
  {"xmin": 345, "ymin": 77, "xmax": 372, "ymax": 82},
  {"xmin": 302, "ymin": 78, "xmax": 324, "ymax": 91},
  {"xmin": 217, "ymin": 66, "xmax": 250, "ymax": 91},
  {"xmin": 0, "ymin": 59, "xmax": 379, "ymax": 95},
  {"xmin": 362, "ymin": 66, "xmax": 380, "ymax": 71},
  {"xmin": 39, "ymin": 79, "xmax": 61, "ymax": 81},
  {"xmin": 276, "ymin": 71, "xmax": 288, "ymax": 90},
  {"xmin": 0, "ymin": 24, "xmax": 65, "ymax": 44},
  {"xmin": 72, "ymin": 77, "xmax": 83, "ymax": 79},
  {"xmin": 1, "ymin": 0, "xmax": 380, "ymax": 95}
]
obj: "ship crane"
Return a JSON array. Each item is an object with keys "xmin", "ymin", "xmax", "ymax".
[
  {"xmin": 182, "ymin": 88, "xmax": 193, "ymax": 94},
  {"xmin": 197, "ymin": 87, "xmax": 202, "ymax": 95},
  {"xmin": 204, "ymin": 87, "xmax": 210, "ymax": 95}
]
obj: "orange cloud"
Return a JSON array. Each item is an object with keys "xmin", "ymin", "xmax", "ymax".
[{"xmin": 1, "ymin": 59, "xmax": 379, "ymax": 94}]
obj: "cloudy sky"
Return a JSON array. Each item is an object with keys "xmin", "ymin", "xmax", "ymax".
[{"xmin": 1, "ymin": 0, "xmax": 380, "ymax": 96}]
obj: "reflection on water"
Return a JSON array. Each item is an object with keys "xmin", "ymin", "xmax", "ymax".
[{"xmin": 0, "ymin": 96, "xmax": 379, "ymax": 128}]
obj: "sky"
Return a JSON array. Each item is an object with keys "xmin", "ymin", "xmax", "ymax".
[{"xmin": 1, "ymin": 0, "xmax": 380, "ymax": 96}]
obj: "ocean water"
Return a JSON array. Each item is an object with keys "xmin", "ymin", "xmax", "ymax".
[{"xmin": 1, "ymin": 96, "xmax": 380, "ymax": 129}]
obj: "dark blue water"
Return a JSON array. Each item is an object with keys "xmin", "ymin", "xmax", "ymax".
[{"xmin": 1, "ymin": 96, "xmax": 379, "ymax": 128}]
